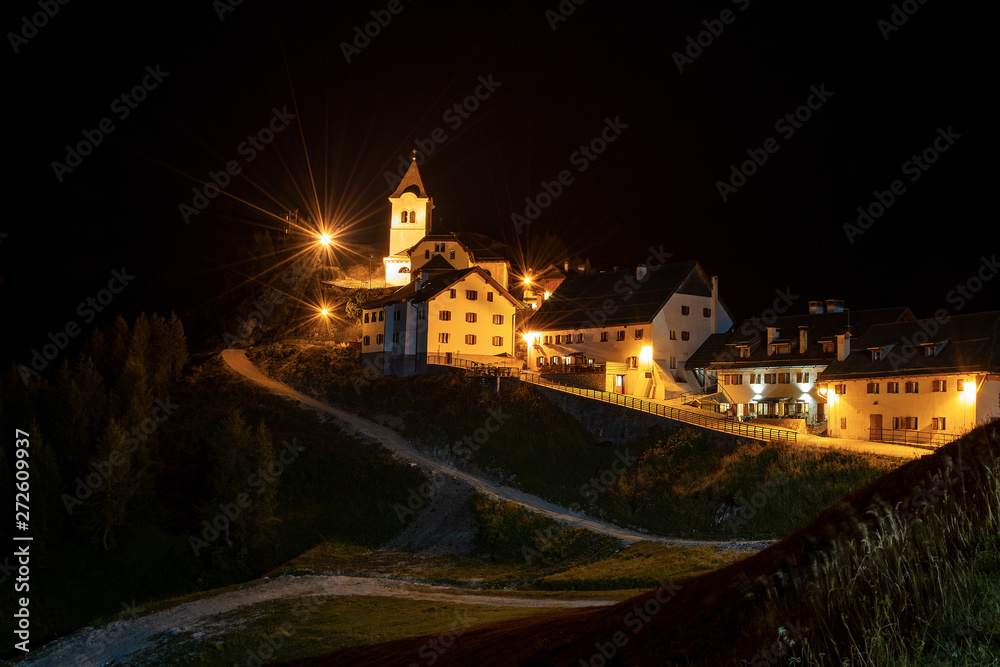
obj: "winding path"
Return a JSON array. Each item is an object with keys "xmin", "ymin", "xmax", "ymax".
[{"xmin": 221, "ymin": 349, "xmax": 773, "ymax": 551}]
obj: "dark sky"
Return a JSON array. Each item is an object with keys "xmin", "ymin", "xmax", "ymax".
[{"xmin": 2, "ymin": 0, "xmax": 993, "ymax": 363}]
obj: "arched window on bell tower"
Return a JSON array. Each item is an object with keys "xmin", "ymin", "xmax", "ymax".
[{"xmin": 400, "ymin": 211, "xmax": 408, "ymax": 224}]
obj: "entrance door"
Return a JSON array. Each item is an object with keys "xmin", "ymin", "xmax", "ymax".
[
  {"xmin": 614, "ymin": 375, "xmax": 625, "ymax": 394},
  {"xmin": 870, "ymin": 414, "xmax": 882, "ymax": 441}
]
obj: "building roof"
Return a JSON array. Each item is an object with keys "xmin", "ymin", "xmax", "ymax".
[
  {"xmin": 818, "ymin": 310, "xmax": 1000, "ymax": 380},
  {"xmin": 389, "ymin": 154, "xmax": 430, "ymax": 199},
  {"xmin": 362, "ymin": 266, "xmax": 522, "ymax": 310},
  {"xmin": 524, "ymin": 260, "xmax": 719, "ymax": 331},
  {"xmin": 686, "ymin": 307, "xmax": 913, "ymax": 371},
  {"xmin": 406, "ymin": 231, "xmax": 509, "ymax": 263}
]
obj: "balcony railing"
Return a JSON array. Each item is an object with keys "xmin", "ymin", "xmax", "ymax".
[{"xmin": 520, "ymin": 371, "xmax": 797, "ymax": 444}]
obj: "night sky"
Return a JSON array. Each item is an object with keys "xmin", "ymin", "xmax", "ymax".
[{"xmin": 3, "ymin": 0, "xmax": 992, "ymax": 363}]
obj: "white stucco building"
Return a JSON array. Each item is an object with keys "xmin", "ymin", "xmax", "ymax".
[{"xmin": 820, "ymin": 310, "xmax": 1000, "ymax": 445}]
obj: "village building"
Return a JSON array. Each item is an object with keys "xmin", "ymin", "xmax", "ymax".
[
  {"xmin": 382, "ymin": 154, "xmax": 434, "ymax": 287},
  {"xmin": 360, "ymin": 266, "xmax": 521, "ymax": 377},
  {"xmin": 521, "ymin": 260, "xmax": 731, "ymax": 398},
  {"xmin": 686, "ymin": 301, "xmax": 913, "ymax": 427},
  {"xmin": 819, "ymin": 310, "xmax": 1000, "ymax": 445}
]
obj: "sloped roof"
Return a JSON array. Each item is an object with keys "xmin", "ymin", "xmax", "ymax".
[
  {"xmin": 389, "ymin": 155, "xmax": 430, "ymax": 199},
  {"xmin": 406, "ymin": 231, "xmax": 509, "ymax": 263},
  {"xmin": 525, "ymin": 260, "xmax": 712, "ymax": 331},
  {"xmin": 819, "ymin": 310, "xmax": 1000, "ymax": 380},
  {"xmin": 362, "ymin": 266, "xmax": 522, "ymax": 310},
  {"xmin": 687, "ymin": 307, "xmax": 913, "ymax": 370}
]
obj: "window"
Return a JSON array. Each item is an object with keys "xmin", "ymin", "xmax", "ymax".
[
  {"xmin": 871, "ymin": 348, "xmax": 882, "ymax": 361},
  {"xmin": 749, "ymin": 373, "xmax": 762, "ymax": 384},
  {"xmin": 886, "ymin": 381, "xmax": 899, "ymax": 393},
  {"xmin": 724, "ymin": 374, "xmax": 743, "ymax": 385},
  {"xmin": 739, "ymin": 347, "xmax": 750, "ymax": 359},
  {"xmin": 681, "ymin": 331, "xmax": 690, "ymax": 341},
  {"xmin": 703, "ymin": 308, "xmax": 712, "ymax": 317},
  {"xmin": 492, "ymin": 336, "xmax": 503, "ymax": 347},
  {"xmin": 439, "ymin": 333, "xmax": 450, "ymax": 344},
  {"xmin": 379, "ymin": 311, "xmax": 384, "ymax": 322},
  {"xmin": 418, "ymin": 310, "xmax": 426, "ymax": 321},
  {"xmin": 867, "ymin": 382, "xmax": 880, "ymax": 394},
  {"xmin": 957, "ymin": 379, "xmax": 965, "ymax": 391},
  {"xmin": 537, "ymin": 356, "xmax": 546, "ymax": 366},
  {"xmin": 932, "ymin": 417, "xmax": 947, "ymax": 430},
  {"xmin": 465, "ymin": 334, "xmax": 476, "ymax": 345},
  {"xmin": 364, "ymin": 313, "xmax": 370, "ymax": 324},
  {"xmin": 600, "ymin": 331, "xmax": 608, "ymax": 342},
  {"xmin": 627, "ymin": 356, "xmax": 639, "ymax": 369},
  {"xmin": 466, "ymin": 290, "xmax": 478, "ymax": 300},
  {"xmin": 554, "ymin": 335, "xmax": 562, "ymax": 344},
  {"xmin": 393, "ymin": 310, "xmax": 401, "ymax": 321},
  {"xmin": 450, "ymin": 250, "xmax": 456, "ymax": 260},
  {"xmin": 466, "ymin": 313, "xmax": 477, "ymax": 323},
  {"xmin": 764, "ymin": 374, "xmax": 777, "ymax": 384},
  {"xmin": 401, "ymin": 211, "xmax": 408, "ymax": 224},
  {"xmin": 409, "ymin": 210, "xmax": 416, "ymax": 223},
  {"xmin": 439, "ymin": 311, "xmax": 451, "ymax": 321},
  {"xmin": 834, "ymin": 383, "xmax": 846, "ymax": 394},
  {"xmin": 544, "ymin": 335, "xmax": 552, "ymax": 344},
  {"xmin": 363, "ymin": 335, "xmax": 370, "ymax": 346},
  {"xmin": 617, "ymin": 331, "xmax": 626, "ymax": 341},
  {"xmin": 932, "ymin": 380, "xmax": 947, "ymax": 392},
  {"xmin": 778, "ymin": 373, "xmax": 791, "ymax": 384},
  {"xmin": 821, "ymin": 341, "xmax": 835, "ymax": 353},
  {"xmin": 840, "ymin": 417, "xmax": 847, "ymax": 430},
  {"xmin": 681, "ymin": 305, "xmax": 690, "ymax": 315},
  {"xmin": 493, "ymin": 314, "xmax": 504, "ymax": 325},
  {"xmin": 376, "ymin": 334, "xmax": 383, "ymax": 345},
  {"xmin": 796, "ymin": 372, "xmax": 810, "ymax": 383},
  {"xmin": 670, "ymin": 330, "xmax": 677, "ymax": 340},
  {"xmin": 392, "ymin": 332, "xmax": 400, "ymax": 343},
  {"xmin": 425, "ymin": 249, "xmax": 430, "ymax": 259},
  {"xmin": 576, "ymin": 333, "xmax": 584, "ymax": 343},
  {"xmin": 635, "ymin": 328, "xmax": 644, "ymax": 340},
  {"xmin": 905, "ymin": 381, "xmax": 919, "ymax": 393},
  {"xmin": 669, "ymin": 356, "xmax": 676, "ymax": 369},
  {"xmin": 487, "ymin": 292, "xmax": 493, "ymax": 302}
]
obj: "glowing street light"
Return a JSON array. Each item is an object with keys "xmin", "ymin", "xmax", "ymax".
[{"xmin": 319, "ymin": 234, "xmax": 332, "ymax": 246}]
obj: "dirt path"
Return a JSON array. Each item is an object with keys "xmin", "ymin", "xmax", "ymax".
[
  {"xmin": 220, "ymin": 349, "xmax": 773, "ymax": 551},
  {"xmin": 19, "ymin": 575, "xmax": 617, "ymax": 667}
]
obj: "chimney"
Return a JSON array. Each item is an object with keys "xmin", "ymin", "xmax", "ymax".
[
  {"xmin": 563, "ymin": 260, "xmax": 570, "ymax": 272},
  {"xmin": 808, "ymin": 301, "xmax": 824, "ymax": 315},
  {"xmin": 826, "ymin": 299, "xmax": 845, "ymax": 313},
  {"xmin": 711, "ymin": 276, "xmax": 719, "ymax": 333},
  {"xmin": 798, "ymin": 325, "xmax": 808, "ymax": 354},
  {"xmin": 636, "ymin": 264, "xmax": 648, "ymax": 281},
  {"xmin": 835, "ymin": 332, "xmax": 851, "ymax": 362}
]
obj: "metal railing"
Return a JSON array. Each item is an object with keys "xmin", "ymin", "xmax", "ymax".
[
  {"xmin": 520, "ymin": 371, "xmax": 797, "ymax": 444},
  {"xmin": 427, "ymin": 354, "xmax": 519, "ymax": 376},
  {"xmin": 867, "ymin": 428, "xmax": 956, "ymax": 448}
]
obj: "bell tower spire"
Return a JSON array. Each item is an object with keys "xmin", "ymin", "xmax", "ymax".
[{"xmin": 387, "ymin": 151, "xmax": 433, "ymax": 256}]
